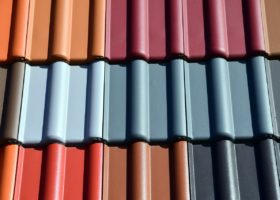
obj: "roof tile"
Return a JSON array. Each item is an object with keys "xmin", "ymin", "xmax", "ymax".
[
  {"xmin": 103, "ymin": 141, "xmax": 189, "ymax": 200},
  {"xmin": 189, "ymin": 139, "xmax": 280, "ymax": 200},
  {"xmin": 261, "ymin": 0, "xmax": 280, "ymax": 56},
  {"xmin": 0, "ymin": 0, "xmax": 271, "ymax": 62},
  {"xmin": 18, "ymin": 61, "xmax": 105, "ymax": 143},
  {"xmin": 106, "ymin": 0, "xmax": 265, "ymax": 60},
  {"xmin": 14, "ymin": 143, "xmax": 103, "ymax": 200},
  {"xmin": 0, "ymin": 58, "xmax": 274, "ymax": 144}
]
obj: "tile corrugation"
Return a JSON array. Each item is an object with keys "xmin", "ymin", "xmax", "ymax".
[
  {"xmin": 261, "ymin": 0, "xmax": 280, "ymax": 57},
  {"xmin": 103, "ymin": 141, "xmax": 189, "ymax": 200},
  {"xmin": 189, "ymin": 139, "xmax": 280, "ymax": 200},
  {"xmin": 186, "ymin": 56, "xmax": 273, "ymax": 140},
  {"xmin": 26, "ymin": 0, "xmax": 106, "ymax": 62},
  {"xmin": 0, "ymin": 0, "xmax": 106, "ymax": 63},
  {"xmin": 18, "ymin": 61, "xmax": 104, "ymax": 144},
  {"xmin": 0, "ymin": 0, "xmax": 29, "ymax": 62},
  {"xmin": 105, "ymin": 57, "xmax": 273, "ymax": 142},
  {"xmin": 3, "ymin": 141, "xmax": 278, "ymax": 200},
  {"xmin": 8, "ymin": 58, "xmax": 274, "ymax": 144},
  {"xmin": 0, "ymin": 0, "xmax": 272, "ymax": 62},
  {"xmin": 105, "ymin": 0, "xmax": 265, "ymax": 61},
  {"xmin": 104, "ymin": 59, "xmax": 187, "ymax": 143},
  {"xmin": 265, "ymin": 60, "xmax": 280, "ymax": 137},
  {"xmin": 14, "ymin": 143, "xmax": 103, "ymax": 200},
  {"xmin": 1, "ymin": 62, "xmax": 25, "ymax": 142},
  {"xmin": 0, "ymin": 145, "xmax": 18, "ymax": 200}
]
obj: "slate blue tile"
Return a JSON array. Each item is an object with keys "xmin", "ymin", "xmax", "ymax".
[
  {"xmin": 186, "ymin": 57, "xmax": 273, "ymax": 140},
  {"xmin": 103, "ymin": 59, "xmax": 187, "ymax": 143}
]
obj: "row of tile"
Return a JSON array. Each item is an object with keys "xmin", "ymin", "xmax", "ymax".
[
  {"xmin": 0, "ymin": 139, "xmax": 278, "ymax": 200},
  {"xmin": 1, "ymin": 57, "xmax": 280, "ymax": 143},
  {"xmin": 1, "ymin": 0, "xmax": 280, "ymax": 63}
]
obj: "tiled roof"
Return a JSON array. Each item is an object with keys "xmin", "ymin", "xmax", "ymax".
[
  {"xmin": 1, "ymin": 0, "xmax": 280, "ymax": 199},
  {"xmin": 104, "ymin": 57, "xmax": 273, "ymax": 142},
  {"xmin": 14, "ymin": 143, "xmax": 103, "ymax": 200},
  {"xmin": 0, "ymin": 0, "xmax": 105, "ymax": 62},
  {"xmin": 1, "ymin": 57, "xmax": 278, "ymax": 144},
  {"xmin": 2, "ymin": 0, "xmax": 280, "ymax": 63},
  {"xmin": 0, "ymin": 140, "xmax": 279, "ymax": 199},
  {"xmin": 19, "ymin": 61, "xmax": 105, "ymax": 143},
  {"xmin": 106, "ymin": 0, "xmax": 265, "ymax": 60},
  {"xmin": 189, "ymin": 139, "xmax": 280, "ymax": 200}
]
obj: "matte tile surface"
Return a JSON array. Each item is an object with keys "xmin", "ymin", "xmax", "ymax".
[
  {"xmin": 14, "ymin": 143, "xmax": 103, "ymax": 200},
  {"xmin": 0, "ymin": 0, "xmax": 106, "ymax": 63},
  {"xmin": 26, "ymin": 0, "xmax": 106, "ymax": 62},
  {"xmin": 0, "ymin": 58, "xmax": 273, "ymax": 144},
  {"xmin": 1, "ymin": 63, "xmax": 25, "ymax": 142},
  {"xmin": 103, "ymin": 141, "xmax": 189, "ymax": 200},
  {"xmin": 0, "ymin": 145, "xmax": 18, "ymax": 200},
  {"xmin": 104, "ymin": 59, "xmax": 187, "ymax": 143},
  {"xmin": 265, "ymin": 59, "xmax": 280, "ymax": 137},
  {"xmin": 186, "ymin": 56, "xmax": 273, "ymax": 140},
  {"xmin": 106, "ymin": 0, "xmax": 265, "ymax": 60},
  {"xmin": 0, "ymin": 141, "xmax": 279, "ymax": 200},
  {"xmin": 105, "ymin": 57, "xmax": 273, "ymax": 142},
  {"xmin": 0, "ymin": 0, "xmax": 29, "ymax": 62},
  {"xmin": 189, "ymin": 139, "xmax": 280, "ymax": 200},
  {"xmin": 1, "ymin": 0, "xmax": 277, "ymax": 62},
  {"xmin": 19, "ymin": 61, "xmax": 105, "ymax": 144},
  {"xmin": 261, "ymin": 0, "xmax": 280, "ymax": 56}
]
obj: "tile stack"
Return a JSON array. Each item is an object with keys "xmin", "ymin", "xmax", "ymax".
[{"xmin": 1, "ymin": 0, "xmax": 280, "ymax": 199}]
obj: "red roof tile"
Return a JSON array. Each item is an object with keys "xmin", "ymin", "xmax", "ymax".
[{"xmin": 14, "ymin": 143, "xmax": 103, "ymax": 200}]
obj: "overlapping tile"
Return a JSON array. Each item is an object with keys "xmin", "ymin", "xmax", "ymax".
[
  {"xmin": 26, "ymin": 0, "xmax": 106, "ymax": 62},
  {"xmin": 14, "ymin": 143, "xmax": 103, "ymax": 200},
  {"xmin": 0, "ymin": 144, "xmax": 18, "ymax": 200},
  {"xmin": 0, "ymin": 140, "xmax": 279, "ymax": 200},
  {"xmin": 0, "ymin": 58, "xmax": 272, "ymax": 144},
  {"xmin": 0, "ymin": 142, "xmax": 190, "ymax": 200},
  {"xmin": 18, "ymin": 61, "xmax": 105, "ymax": 144},
  {"xmin": 189, "ymin": 139, "xmax": 280, "ymax": 200},
  {"xmin": 1, "ymin": 1, "xmax": 280, "ymax": 200},
  {"xmin": 186, "ymin": 56, "xmax": 273, "ymax": 140},
  {"xmin": 103, "ymin": 141, "xmax": 189, "ymax": 200},
  {"xmin": 0, "ymin": 0, "xmax": 29, "ymax": 62},
  {"xmin": 0, "ymin": 0, "xmax": 106, "ymax": 63},
  {"xmin": 106, "ymin": 0, "xmax": 265, "ymax": 60},
  {"xmin": 1, "ymin": 0, "xmax": 276, "ymax": 63},
  {"xmin": 105, "ymin": 57, "xmax": 273, "ymax": 142},
  {"xmin": 265, "ymin": 59, "xmax": 280, "ymax": 137},
  {"xmin": 104, "ymin": 59, "xmax": 187, "ymax": 143}
]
